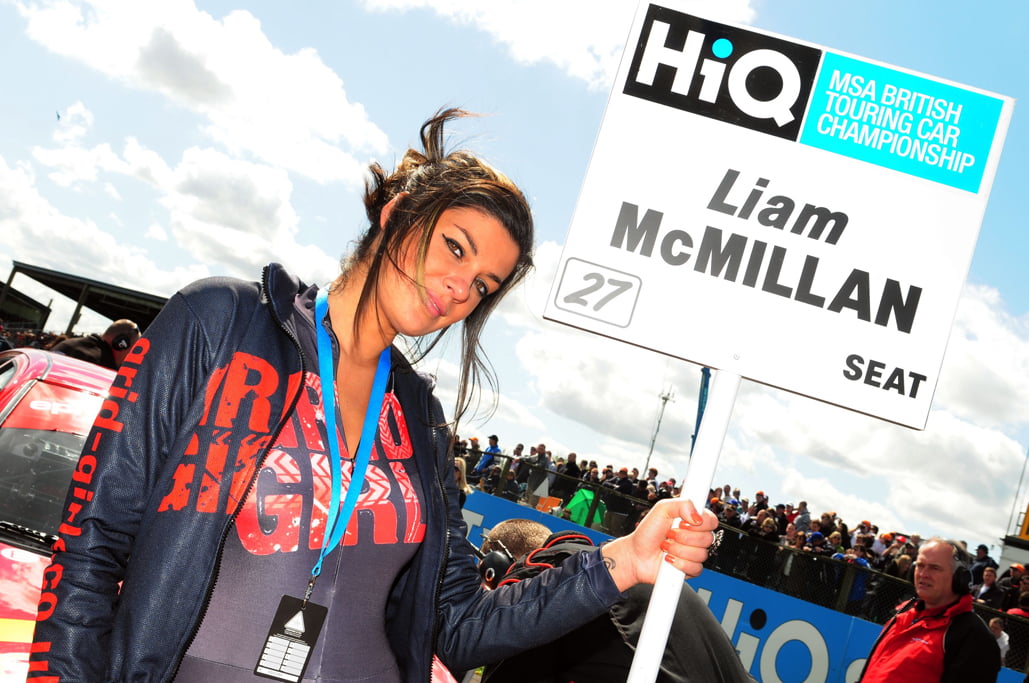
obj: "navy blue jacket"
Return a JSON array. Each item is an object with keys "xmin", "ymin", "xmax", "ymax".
[{"xmin": 30, "ymin": 263, "xmax": 621, "ymax": 682}]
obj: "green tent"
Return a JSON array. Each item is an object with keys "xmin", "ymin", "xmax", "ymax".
[{"xmin": 565, "ymin": 488, "xmax": 607, "ymax": 527}]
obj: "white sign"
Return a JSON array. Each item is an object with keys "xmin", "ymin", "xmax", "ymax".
[{"xmin": 544, "ymin": 2, "xmax": 1014, "ymax": 429}]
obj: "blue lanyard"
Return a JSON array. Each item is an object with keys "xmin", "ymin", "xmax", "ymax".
[{"xmin": 309, "ymin": 289, "xmax": 391, "ymax": 592}]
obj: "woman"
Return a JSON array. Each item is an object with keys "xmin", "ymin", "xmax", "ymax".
[
  {"xmin": 453, "ymin": 456, "xmax": 473, "ymax": 508},
  {"xmin": 30, "ymin": 109, "xmax": 717, "ymax": 683}
]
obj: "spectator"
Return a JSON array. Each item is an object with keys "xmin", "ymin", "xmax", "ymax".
[
  {"xmin": 476, "ymin": 464, "xmax": 498, "ymax": 493},
  {"xmin": 453, "ymin": 457, "xmax": 472, "ymax": 508},
  {"xmin": 972, "ymin": 566, "xmax": 1006, "ymax": 610},
  {"xmin": 827, "ymin": 531, "xmax": 845, "ymax": 554},
  {"xmin": 472, "ymin": 434, "xmax": 502, "ymax": 477},
  {"xmin": 836, "ymin": 516, "xmax": 852, "ymax": 550},
  {"xmin": 497, "ymin": 469, "xmax": 520, "ymax": 502},
  {"xmin": 603, "ymin": 467, "xmax": 635, "ymax": 535},
  {"xmin": 832, "ymin": 544, "xmax": 871, "ymax": 615},
  {"xmin": 1004, "ymin": 574, "xmax": 1029, "ymax": 612},
  {"xmin": 1008, "ymin": 592, "xmax": 1029, "ymax": 619},
  {"xmin": 858, "ymin": 538, "xmax": 999, "ymax": 682},
  {"xmin": 819, "ymin": 512, "xmax": 837, "ymax": 538},
  {"xmin": 479, "ymin": 518, "xmax": 552, "ymax": 575},
  {"xmin": 805, "ymin": 531, "xmax": 832, "ymax": 556},
  {"xmin": 971, "ymin": 543, "xmax": 1000, "ymax": 585},
  {"xmin": 794, "ymin": 501, "xmax": 811, "ymax": 534},
  {"xmin": 989, "ymin": 617, "xmax": 1010, "ymax": 666},
  {"xmin": 999, "ymin": 563, "xmax": 1025, "ymax": 591},
  {"xmin": 851, "ymin": 520, "xmax": 873, "ymax": 546},
  {"xmin": 50, "ymin": 318, "xmax": 141, "ymax": 369},
  {"xmin": 720, "ymin": 503, "xmax": 742, "ymax": 529},
  {"xmin": 747, "ymin": 516, "xmax": 782, "ymax": 584},
  {"xmin": 773, "ymin": 503, "xmax": 788, "ymax": 535},
  {"xmin": 781, "ymin": 522, "xmax": 797, "ymax": 547},
  {"xmin": 645, "ymin": 467, "xmax": 659, "ymax": 489},
  {"xmin": 465, "ymin": 436, "xmax": 482, "ymax": 471},
  {"xmin": 506, "ymin": 442, "xmax": 523, "ymax": 475},
  {"xmin": 552, "ymin": 452, "xmax": 581, "ymax": 503},
  {"xmin": 481, "ymin": 525, "xmax": 756, "ymax": 683},
  {"xmin": 883, "ymin": 554, "xmax": 913, "ymax": 582},
  {"xmin": 524, "ymin": 443, "xmax": 551, "ymax": 506}
]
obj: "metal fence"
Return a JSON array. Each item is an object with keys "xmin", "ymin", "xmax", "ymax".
[
  {"xmin": 459, "ymin": 450, "xmax": 1027, "ymax": 671},
  {"xmin": 707, "ymin": 523, "xmax": 1028, "ymax": 672}
]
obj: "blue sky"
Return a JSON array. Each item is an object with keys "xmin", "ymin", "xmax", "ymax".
[{"xmin": 1, "ymin": 0, "xmax": 1027, "ymax": 553}]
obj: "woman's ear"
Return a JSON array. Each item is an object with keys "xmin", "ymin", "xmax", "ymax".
[{"xmin": 379, "ymin": 192, "xmax": 409, "ymax": 229}]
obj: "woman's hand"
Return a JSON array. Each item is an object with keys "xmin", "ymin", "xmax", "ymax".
[{"xmin": 599, "ymin": 498, "xmax": 719, "ymax": 591}]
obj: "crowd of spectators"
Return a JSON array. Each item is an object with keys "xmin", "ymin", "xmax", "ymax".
[
  {"xmin": 455, "ymin": 434, "xmax": 1029, "ymax": 669},
  {"xmin": 454, "ymin": 434, "xmax": 1028, "ymax": 610},
  {"xmin": 454, "ymin": 435, "xmax": 682, "ymax": 535},
  {"xmin": 0, "ymin": 321, "xmax": 68, "ymax": 351},
  {"xmin": 1, "ymin": 320, "xmax": 140, "ymax": 371}
]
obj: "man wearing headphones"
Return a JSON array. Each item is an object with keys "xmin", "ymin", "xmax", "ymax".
[
  {"xmin": 51, "ymin": 318, "xmax": 140, "ymax": 370},
  {"xmin": 859, "ymin": 537, "xmax": 1000, "ymax": 682},
  {"xmin": 477, "ymin": 520, "xmax": 755, "ymax": 682}
]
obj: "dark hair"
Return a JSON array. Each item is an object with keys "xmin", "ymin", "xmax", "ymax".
[{"xmin": 334, "ymin": 108, "xmax": 534, "ymax": 423}]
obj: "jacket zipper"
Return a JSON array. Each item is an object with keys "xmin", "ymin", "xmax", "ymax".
[
  {"xmin": 428, "ymin": 413, "xmax": 451, "ymax": 683},
  {"xmin": 167, "ymin": 270, "xmax": 307, "ymax": 681}
]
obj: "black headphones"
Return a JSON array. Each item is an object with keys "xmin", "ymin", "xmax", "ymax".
[
  {"xmin": 948, "ymin": 541, "xmax": 972, "ymax": 595},
  {"xmin": 476, "ymin": 537, "xmax": 514, "ymax": 589},
  {"xmin": 109, "ymin": 322, "xmax": 140, "ymax": 351},
  {"xmin": 111, "ymin": 333, "xmax": 134, "ymax": 351}
]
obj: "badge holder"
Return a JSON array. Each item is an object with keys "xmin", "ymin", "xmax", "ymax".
[{"xmin": 254, "ymin": 290, "xmax": 391, "ymax": 681}]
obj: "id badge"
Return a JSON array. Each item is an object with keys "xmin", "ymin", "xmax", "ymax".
[{"xmin": 254, "ymin": 595, "xmax": 328, "ymax": 682}]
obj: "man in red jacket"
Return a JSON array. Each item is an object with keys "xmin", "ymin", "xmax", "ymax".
[{"xmin": 859, "ymin": 538, "xmax": 999, "ymax": 682}]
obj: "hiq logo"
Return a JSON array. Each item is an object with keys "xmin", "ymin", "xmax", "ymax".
[{"xmin": 624, "ymin": 5, "xmax": 822, "ymax": 140}]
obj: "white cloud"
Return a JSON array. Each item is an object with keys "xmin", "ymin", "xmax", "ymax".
[
  {"xmin": 30, "ymin": 124, "xmax": 339, "ymax": 283},
  {"xmin": 934, "ymin": 284, "xmax": 1029, "ymax": 429},
  {"xmin": 33, "ymin": 142, "xmax": 125, "ymax": 187},
  {"xmin": 15, "ymin": 0, "xmax": 389, "ymax": 184},
  {"xmin": 0, "ymin": 151, "xmax": 205, "ymax": 321},
  {"xmin": 360, "ymin": 0, "xmax": 757, "ymax": 90},
  {"xmin": 145, "ymin": 222, "xmax": 167, "ymax": 241},
  {"xmin": 481, "ymin": 239, "xmax": 1029, "ymax": 547},
  {"xmin": 53, "ymin": 101, "xmax": 93, "ymax": 144},
  {"xmin": 159, "ymin": 146, "xmax": 337, "ymax": 280}
]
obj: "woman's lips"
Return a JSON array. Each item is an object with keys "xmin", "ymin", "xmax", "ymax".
[{"xmin": 427, "ymin": 292, "xmax": 445, "ymax": 317}]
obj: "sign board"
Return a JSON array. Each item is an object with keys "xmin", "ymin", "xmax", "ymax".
[{"xmin": 544, "ymin": 2, "xmax": 1014, "ymax": 428}]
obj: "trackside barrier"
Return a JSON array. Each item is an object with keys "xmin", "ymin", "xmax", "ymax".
[{"xmin": 463, "ymin": 492, "xmax": 1024, "ymax": 682}]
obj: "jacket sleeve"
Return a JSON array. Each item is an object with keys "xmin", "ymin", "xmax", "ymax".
[
  {"xmin": 29, "ymin": 285, "xmax": 222, "ymax": 681},
  {"xmin": 941, "ymin": 612, "xmax": 1001, "ymax": 683}
]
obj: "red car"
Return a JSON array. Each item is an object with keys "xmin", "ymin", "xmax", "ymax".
[{"xmin": 0, "ymin": 348, "xmax": 114, "ymax": 679}]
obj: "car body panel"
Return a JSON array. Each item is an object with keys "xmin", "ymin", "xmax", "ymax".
[{"xmin": 0, "ymin": 348, "xmax": 115, "ymax": 679}]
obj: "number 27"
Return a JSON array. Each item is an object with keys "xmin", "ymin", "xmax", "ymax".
[{"xmin": 562, "ymin": 273, "xmax": 633, "ymax": 311}]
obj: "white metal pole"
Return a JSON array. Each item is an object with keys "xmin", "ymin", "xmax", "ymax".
[{"xmin": 626, "ymin": 369, "xmax": 741, "ymax": 683}]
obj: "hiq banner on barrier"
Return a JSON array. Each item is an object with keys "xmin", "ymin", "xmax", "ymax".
[{"xmin": 544, "ymin": 2, "xmax": 1013, "ymax": 429}]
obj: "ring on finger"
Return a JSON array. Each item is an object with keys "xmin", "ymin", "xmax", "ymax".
[{"xmin": 708, "ymin": 529, "xmax": 723, "ymax": 553}]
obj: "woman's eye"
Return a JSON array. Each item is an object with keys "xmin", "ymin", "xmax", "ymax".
[
  {"xmin": 444, "ymin": 236, "xmax": 463, "ymax": 258},
  {"xmin": 474, "ymin": 279, "xmax": 489, "ymax": 297}
]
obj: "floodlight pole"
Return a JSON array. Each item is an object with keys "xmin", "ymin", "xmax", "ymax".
[{"xmin": 643, "ymin": 389, "xmax": 674, "ymax": 475}]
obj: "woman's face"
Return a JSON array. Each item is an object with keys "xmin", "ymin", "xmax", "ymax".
[{"xmin": 379, "ymin": 206, "xmax": 520, "ymax": 339}]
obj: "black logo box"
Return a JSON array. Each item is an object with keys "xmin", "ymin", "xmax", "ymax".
[{"xmin": 624, "ymin": 4, "xmax": 822, "ymax": 141}]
